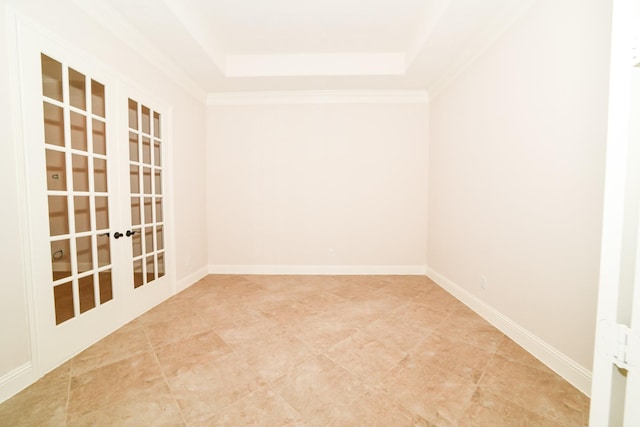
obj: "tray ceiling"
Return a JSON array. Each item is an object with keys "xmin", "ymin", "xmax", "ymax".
[{"xmin": 76, "ymin": 0, "xmax": 534, "ymax": 94}]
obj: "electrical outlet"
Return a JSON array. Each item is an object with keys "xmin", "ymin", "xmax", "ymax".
[
  {"xmin": 328, "ymin": 248, "xmax": 336, "ymax": 257},
  {"xmin": 481, "ymin": 275, "xmax": 487, "ymax": 290}
]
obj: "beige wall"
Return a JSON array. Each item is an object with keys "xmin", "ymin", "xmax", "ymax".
[
  {"xmin": 0, "ymin": 0, "xmax": 208, "ymax": 389},
  {"xmin": 207, "ymin": 102, "xmax": 429, "ymax": 272},
  {"xmin": 427, "ymin": 0, "xmax": 612, "ymax": 373}
]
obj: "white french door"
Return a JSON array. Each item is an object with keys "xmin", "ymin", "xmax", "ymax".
[
  {"xmin": 589, "ymin": 0, "xmax": 640, "ymax": 425},
  {"xmin": 18, "ymin": 22, "xmax": 172, "ymax": 374}
]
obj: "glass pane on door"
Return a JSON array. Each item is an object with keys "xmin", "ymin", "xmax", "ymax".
[
  {"xmin": 41, "ymin": 53, "xmax": 114, "ymax": 325},
  {"xmin": 128, "ymin": 99, "xmax": 165, "ymax": 288}
]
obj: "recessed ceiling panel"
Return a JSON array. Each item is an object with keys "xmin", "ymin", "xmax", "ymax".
[{"xmin": 196, "ymin": 0, "xmax": 433, "ymax": 54}]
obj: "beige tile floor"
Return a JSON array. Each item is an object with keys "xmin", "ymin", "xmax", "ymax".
[{"xmin": 0, "ymin": 275, "xmax": 590, "ymax": 426}]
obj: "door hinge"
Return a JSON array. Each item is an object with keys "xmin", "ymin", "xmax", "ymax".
[{"xmin": 613, "ymin": 323, "xmax": 639, "ymax": 371}]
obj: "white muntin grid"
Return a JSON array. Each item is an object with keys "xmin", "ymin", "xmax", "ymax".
[
  {"xmin": 42, "ymin": 54, "xmax": 111, "ymax": 323},
  {"xmin": 128, "ymin": 98, "xmax": 165, "ymax": 288}
]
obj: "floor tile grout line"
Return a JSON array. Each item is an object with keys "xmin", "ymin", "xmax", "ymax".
[
  {"xmin": 322, "ymin": 343, "xmax": 465, "ymax": 426},
  {"xmin": 263, "ymin": 382, "xmax": 307, "ymax": 424},
  {"xmin": 476, "ymin": 348, "xmax": 585, "ymax": 425},
  {"xmin": 63, "ymin": 362, "xmax": 73, "ymax": 427},
  {"xmin": 143, "ymin": 324, "xmax": 189, "ymax": 427}
]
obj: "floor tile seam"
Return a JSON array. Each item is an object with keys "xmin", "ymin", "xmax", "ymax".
[
  {"xmin": 474, "ymin": 371, "xmax": 579, "ymax": 424},
  {"xmin": 231, "ymin": 332, "xmax": 319, "ymax": 368},
  {"xmin": 328, "ymin": 328, "xmax": 413, "ymax": 370},
  {"xmin": 63, "ymin": 363, "xmax": 73, "ymax": 427},
  {"xmin": 205, "ymin": 332, "xmax": 315, "ymax": 388},
  {"xmin": 474, "ymin": 345, "xmax": 503, "ymax": 390},
  {"xmin": 67, "ymin": 347, "xmax": 164, "ymax": 395},
  {"xmin": 143, "ymin": 321, "xmax": 209, "ymax": 352},
  {"xmin": 361, "ymin": 382, "xmax": 434, "ymax": 427},
  {"xmin": 262, "ymin": 382, "xmax": 307, "ymax": 423},
  {"xmin": 173, "ymin": 365, "xmax": 274, "ymax": 422},
  {"xmin": 66, "ymin": 381, "xmax": 171, "ymax": 426},
  {"xmin": 192, "ymin": 310, "xmax": 236, "ymax": 338},
  {"xmin": 69, "ymin": 346, "xmax": 153, "ymax": 379},
  {"xmin": 473, "ymin": 385, "xmax": 573, "ymax": 426},
  {"xmin": 329, "ymin": 369, "xmax": 373, "ymax": 408},
  {"xmin": 411, "ymin": 357, "xmax": 480, "ymax": 389},
  {"xmin": 409, "ymin": 348, "xmax": 492, "ymax": 384},
  {"xmin": 388, "ymin": 299, "xmax": 448, "ymax": 319},
  {"xmin": 193, "ymin": 306, "xmax": 257, "ymax": 328},
  {"xmin": 338, "ymin": 314, "xmax": 384, "ymax": 334},
  {"xmin": 65, "ymin": 382, "xmax": 183, "ymax": 427},
  {"xmin": 451, "ymin": 382, "xmax": 481, "ymax": 425},
  {"xmin": 300, "ymin": 319, "xmax": 364, "ymax": 354},
  {"xmin": 432, "ymin": 326, "xmax": 504, "ymax": 353},
  {"xmin": 390, "ymin": 393, "xmax": 465, "ymax": 427},
  {"xmin": 417, "ymin": 330, "xmax": 502, "ymax": 360},
  {"xmin": 262, "ymin": 351, "xmax": 323, "ymax": 390},
  {"xmin": 486, "ymin": 350, "xmax": 576, "ymax": 386},
  {"xmin": 147, "ymin": 331, "xmax": 189, "ymax": 427},
  {"xmin": 318, "ymin": 348, "xmax": 393, "ymax": 401},
  {"xmin": 490, "ymin": 349, "xmax": 564, "ymax": 376},
  {"xmin": 205, "ymin": 318, "xmax": 293, "ymax": 347},
  {"xmin": 152, "ymin": 322, "xmax": 235, "ymax": 352},
  {"xmin": 292, "ymin": 292, "xmax": 348, "ymax": 309},
  {"xmin": 152, "ymin": 336, "xmax": 236, "ymax": 383},
  {"xmin": 200, "ymin": 384, "xmax": 272, "ymax": 423},
  {"xmin": 389, "ymin": 331, "xmax": 438, "ymax": 364}
]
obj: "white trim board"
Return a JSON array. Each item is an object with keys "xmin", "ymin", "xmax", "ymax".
[
  {"xmin": 208, "ymin": 264, "xmax": 428, "ymax": 275},
  {"xmin": 426, "ymin": 266, "xmax": 592, "ymax": 396},
  {"xmin": 0, "ymin": 363, "xmax": 35, "ymax": 405},
  {"xmin": 206, "ymin": 90, "xmax": 430, "ymax": 106},
  {"xmin": 175, "ymin": 266, "xmax": 209, "ymax": 293}
]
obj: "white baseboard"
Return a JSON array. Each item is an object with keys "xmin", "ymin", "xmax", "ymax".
[
  {"xmin": 0, "ymin": 362, "xmax": 36, "ymax": 404},
  {"xmin": 175, "ymin": 266, "xmax": 209, "ymax": 293},
  {"xmin": 426, "ymin": 267, "xmax": 592, "ymax": 396},
  {"xmin": 0, "ymin": 267, "xmax": 210, "ymax": 406},
  {"xmin": 208, "ymin": 264, "xmax": 427, "ymax": 275}
]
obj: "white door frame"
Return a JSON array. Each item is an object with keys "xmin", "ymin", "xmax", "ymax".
[{"xmin": 589, "ymin": 0, "xmax": 640, "ymax": 425}]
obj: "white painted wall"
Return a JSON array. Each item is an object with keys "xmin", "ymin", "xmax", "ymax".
[
  {"xmin": 0, "ymin": 0, "xmax": 31, "ymax": 385},
  {"xmin": 207, "ymin": 101, "xmax": 429, "ymax": 273},
  {"xmin": 0, "ymin": 0, "xmax": 207, "ymax": 395},
  {"xmin": 427, "ymin": 0, "xmax": 612, "ymax": 381}
]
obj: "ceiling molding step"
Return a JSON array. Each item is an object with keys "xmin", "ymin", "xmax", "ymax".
[
  {"xmin": 405, "ymin": 0, "xmax": 453, "ymax": 68},
  {"xmin": 161, "ymin": 0, "xmax": 227, "ymax": 73},
  {"xmin": 225, "ymin": 53, "xmax": 406, "ymax": 78},
  {"xmin": 207, "ymin": 90, "xmax": 429, "ymax": 106},
  {"xmin": 71, "ymin": 0, "xmax": 207, "ymax": 103},
  {"xmin": 428, "ymin": 0, "xmax": 536, "ymax": 100}
]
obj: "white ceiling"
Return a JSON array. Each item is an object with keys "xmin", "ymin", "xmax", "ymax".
[{"xmin": 79, "ymin": 0, "xmax": 534, "ymax": 95}]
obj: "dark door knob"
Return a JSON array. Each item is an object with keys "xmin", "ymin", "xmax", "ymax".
[
  {"xmin": 114, "ymin": 232, "xmax": 123, "ymax": 239},
  {"xmin": 126, "ymin": 230, "xmax": 136, "ymax": 237}
]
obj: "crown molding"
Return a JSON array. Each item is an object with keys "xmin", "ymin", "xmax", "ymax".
[
  {"xmin": 225, "ymin": 53, "xmax": 405, "ymax": 78},
  {"xmin": 206, "ymin": 90, "xmax": 429, "ymax": 106}
]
